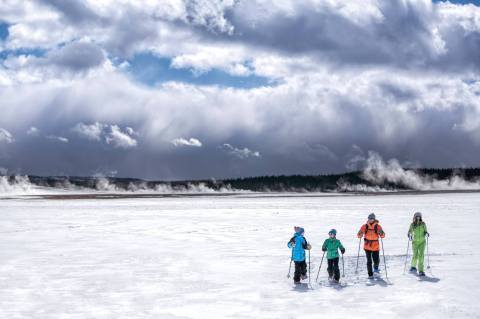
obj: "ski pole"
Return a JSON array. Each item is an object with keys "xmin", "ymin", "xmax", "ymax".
[
  {"xmin": 315, "ymin": 251, "xmax": 326, "ymax": 282},
  {"xmin": 341, "ymin": 253, "xmax": 345, "ymax": 278},
  {"xmin": 287, "ymin": 248, "xmax": 293, "ymax": 278},
  {"xmin": 380, "ymin": 236, "xmax": 389, "ymax": 280},
  {"xmin": 355, "ymin": 238, "xmax": 361, "ymax": 274},
  {"xmin": 308, "ymin": 249, "xmax": 311, "ymax": 286},
  {"xmin": 403, "ymin": 237, "xmax": 411, "ymax": 274},
  {"xmin": 426, "ymin": 235, "xmax": 431, "ymax": 270}
]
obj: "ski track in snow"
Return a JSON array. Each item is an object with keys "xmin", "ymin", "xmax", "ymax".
[{"xmin": 0, "ymin": 193, "xmax": 479, "ymax": 318}]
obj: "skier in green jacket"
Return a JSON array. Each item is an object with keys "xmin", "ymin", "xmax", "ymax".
[
  {"xmin": 322, "ymin": 229, "xmax": 345, "ymax": 283},
  {"xmin": 408, "ymin": 212, "xmax": 429, "ymax": 276}
]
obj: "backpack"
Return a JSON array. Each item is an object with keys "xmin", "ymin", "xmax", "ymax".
[
  {"xmin": 363, "ymin": 223, "xmax": 380, "ymax": 243},
  {"xmin": 365, "ymin": 223, "xmax": 379, "ymax": 235},
  {"xmin": 289, "ymin": 236, "xmax": 308, "ymax": 249}
]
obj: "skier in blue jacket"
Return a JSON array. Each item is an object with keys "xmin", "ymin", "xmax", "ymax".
[{"xmin": 287, "ymin": 226, "xmax": 312, "ymax": 284}]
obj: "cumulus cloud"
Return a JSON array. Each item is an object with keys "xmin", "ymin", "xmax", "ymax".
[
  {"xmin": 171, "ymin": 46, "xmax": 253, "ymax": 76},
  {"xmin": 105, "ymin": 125, "xmax": 137, "ymax": 149},
  {"xmin": 184, "ymin": 0, "xmax": 235, "ymax": 34},
  {"xmin": 0, "ymin": 128, "xmax": 14, "ymax": 143},
  {"xmin": 73, "ymin": 122, "xmax": 138, "ymax": 149},
  {"xmin": 2, "ymin": 0, "xmax": 480, "ymax": 83},
  {"xmin": 2, "ymin": 0, "xmax": 480, "ymax": 75},
  {"xmin": 221, "ymin": 144, "xmax": 260, "ymax": 159},
  {"xmin": 72, "ymin": 122, "xmax": 104, "ymax": 141},
  {"xmin": 125, "ymin": 127, "xmax": 137, "ymax": 136},
  {"xmin": 220, "ymin": 0, "xmax": 480, "ymax": 72},
  {"xmin": 26, "ymin": 127, "xmax": 40, "ymax": 136},
  {"xmin": 171, "ymin": 138, "xmax": 203, "ymax": 147}
]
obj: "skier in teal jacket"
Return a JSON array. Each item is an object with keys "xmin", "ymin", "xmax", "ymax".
[
  {"xmin": 322, "ymin": 229, "xmax": 345, "ymax": 282},
  {"xmin": 408, "ymin": 212, "xmax": 429, "ymax": 276}
]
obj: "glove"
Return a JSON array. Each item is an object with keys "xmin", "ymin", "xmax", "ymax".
[
  {"xmin": 340, "ymin": 248, "xmax": 345, "ymax": 254},
  {"xmin": 425, "ymin": 232, "xmax": 430, "ymax": 238},
  {"xmin": 408, "ymin": 234, "xmax": 412, "ymax": 240},
  {"xmin": 306, "ymin": 244, "xmax": 312, "ymax": 250},
  {"xmin": 322, "ymin": 247, "xmax": 327, "ymax": 252}
]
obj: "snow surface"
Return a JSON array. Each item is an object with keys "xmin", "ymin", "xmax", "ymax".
[{"xmin": 0, "ymin": 192, "xmax": 479, "ymax": 318}]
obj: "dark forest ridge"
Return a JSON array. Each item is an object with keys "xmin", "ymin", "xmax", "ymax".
[{"xmin": 2, "ymin": 167, "xmax": 479, "ymax": 193}]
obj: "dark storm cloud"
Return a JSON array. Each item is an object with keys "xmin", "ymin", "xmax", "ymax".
[
  {"xmin": 0, "ymin": 0, "xmax": 480, "ymax": 179},
  {"xmin": 39, "ymin": 0, "xmax": 101, "ymax": 25},
  {"xmin": 0, "ymin": 67, "xmax": 478, "ymax": 179},
  {"xmin": 103, "ymin": 10, "xmax": 160, "ymax": 58},
  {"xmin": 188, "ymin": 0, "xmax": 480, "ymax": 72},
  {"xmin": 46, "ymin": 41, "xmax": 105, "ymax": 71},
  {"xmin": 378, "ymin": 82, "xmax": 419, "ymax": 102}
]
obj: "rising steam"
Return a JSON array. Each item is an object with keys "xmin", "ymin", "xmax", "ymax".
[{"xmin": 346, "ymin": 152, "xmax": 480, "ymax": 191}]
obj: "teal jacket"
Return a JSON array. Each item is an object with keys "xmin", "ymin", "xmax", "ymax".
[{"xmin": 322, "ymin": 238, "xmax": 345, "ymax": 260}]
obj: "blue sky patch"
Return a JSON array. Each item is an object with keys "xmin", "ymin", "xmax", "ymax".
[
  {"xmin": 123, "ymin": 52, "xmax": 273, "ymax": 89},
  {"xmin": 433, "ymin": 0, "xmax": 480, "ymax": 5},
  {"xmin": 0, "ymin": 22, "xmax": 9, "ymax": 41},
  {"xmin": 0, "ymin": 48, "xmax": 46, "ymax": 61}
]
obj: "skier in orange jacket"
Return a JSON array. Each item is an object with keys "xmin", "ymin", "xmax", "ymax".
[{"xmin": 357, "ymin": 213, "xmax": 385, "ymax": 278}]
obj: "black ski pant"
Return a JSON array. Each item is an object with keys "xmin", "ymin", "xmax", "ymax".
[
  {"xmin": 294, "ymin": 261, "xmax": 307, "ymax": 282},
  {"xmin": 327, "ymin": 257, "xmax": 340, "ymax": 281},
  {"xmin": 365, "ymin": 250, "xmax": 380, "ymax": 277}
]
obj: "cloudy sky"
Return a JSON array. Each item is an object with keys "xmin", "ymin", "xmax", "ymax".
[{"xmin": 0, "ymin": 0, "xmax": 480, "ymax": 180}]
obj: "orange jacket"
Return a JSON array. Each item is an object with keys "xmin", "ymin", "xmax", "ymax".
[{"xmin": 357, "ymin": 220, "xmax": 385, "ymax": 251}]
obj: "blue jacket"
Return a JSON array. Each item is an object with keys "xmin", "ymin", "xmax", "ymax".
[{"xmin": 287, "ymin": 233, "xmax": 308, "ymax": 262}]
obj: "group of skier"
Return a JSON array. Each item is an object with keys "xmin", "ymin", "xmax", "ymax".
[{"xmin": 287, "ymin": 212, "xmax": 429, "ymax": 284}]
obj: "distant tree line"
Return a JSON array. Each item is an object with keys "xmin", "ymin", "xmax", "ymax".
[
  {"xmin": 220, "ymin": 168, "xmax": 480, "ymax": 192},
  {"xmin": 4, "ymin": 167, "xmax": 477, "ymax": 192}
]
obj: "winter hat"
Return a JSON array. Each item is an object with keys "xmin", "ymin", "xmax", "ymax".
[
  {"xmin": 295, "ymin": 227, "xmax": 305, "ymax": 235},
  {"xmin": 414, "ymin": 212, "xmax": 422, "ymax": 219},
  {"xmin": 328, "ymin": 229, "xmax": 337, "ymax": 236},
  {"xmin": 368, "ymin": 213, "xmax": 376, "ymax": 220}
]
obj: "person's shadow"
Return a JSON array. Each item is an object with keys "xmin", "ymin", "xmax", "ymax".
[
  {"xmin": 419, "ymin": 276, "xmax": 440, "ymax": 283},
  {"xmin": 292, "ymin": 283, "xmax": 310, "ymax": 292},
  {"xmin": 331, "ymin": 282, "xmax": 348, "ymax": 290},
  {"xmin": 366, "ymin": 277, "xmax": 389, "ymax": 287}
]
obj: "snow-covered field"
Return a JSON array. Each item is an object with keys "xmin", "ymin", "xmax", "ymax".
[{"xmin": 1, "ymin": 192, "xmax": 479, "ymax": 319}]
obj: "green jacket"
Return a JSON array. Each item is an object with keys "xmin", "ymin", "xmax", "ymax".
[
  {"xmin": 408, "ymin": 221, "xmax": 428, "ymax": 243},
  {"xmin": 322, "ymin": 238, "xmax": 345, "ymax": 259}
]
